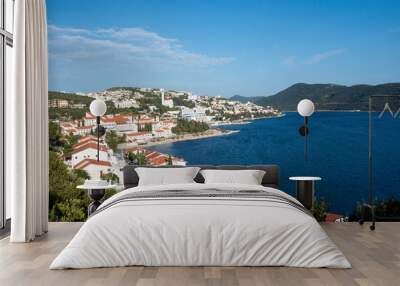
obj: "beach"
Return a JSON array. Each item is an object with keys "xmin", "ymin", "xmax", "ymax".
[{"xmin": 119, "ymin": 128, "xmax": 239, "ymax": 150}]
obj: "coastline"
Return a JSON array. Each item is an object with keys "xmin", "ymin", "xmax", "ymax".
[
  {"xmin": 119, "ymin": 115, "xmax": 284, "ymax": 150},
  {"xmin": 212, "ymin": 113, "xmax": 285, "ymax": 127},
  {"xmin": 120, "ymin": 129, "xmax": 239, "ymax": 150}
]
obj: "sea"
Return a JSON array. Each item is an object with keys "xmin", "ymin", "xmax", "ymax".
[{"xmin": 150, "ymin": 112, "xmax": 400, "ymax": 215}]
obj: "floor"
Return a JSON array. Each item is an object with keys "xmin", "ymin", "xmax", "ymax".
[{"xmin": 0, "ymin": 222, "xmax": 399, "ymax": 286}]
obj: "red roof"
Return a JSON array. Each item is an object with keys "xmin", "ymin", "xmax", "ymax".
[
  {"xmin": 72, "ymin": 142, "xmax": 108, "ymax": 155},
  {"xmin": 325, "ymin": 213, "xmax": 343, "ymax": 222},
  {"xmin": 74, "ymin": 159, "xmax": 112, "ymax": 169},
  {"xmin": 145, "ymin": 151, "xmax": 161, "ymax": 160},
  {"xmin": 78, "ymin": 135, "xmax": 97, "ymax": 143},
  {"xmin": 126, "ymin": 131, "xmax": 151, "ymax": 136},
  {"xmin": 149, "ymin": 156, "xmax": 168, "ymax": 165},
  {"xmin": 85, "ymin": 112, "xmax": 96, "ymax": 119},
  {"xmin": 113, "ymin": 115, "xmax": 129, "ymax": 124}
]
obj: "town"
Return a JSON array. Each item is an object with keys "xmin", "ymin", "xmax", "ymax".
[{"xmin": 50, "ymin": 87, "xmax": 282, "ymax": 182}]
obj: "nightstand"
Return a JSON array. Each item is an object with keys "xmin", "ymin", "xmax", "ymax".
[
  {"xmin": 289, "ymin": 176, "xmax": 322, "ymax": 210},
  {"xmin": 77, "ymin": 183, "xmax": 117, "ymax": 216}
]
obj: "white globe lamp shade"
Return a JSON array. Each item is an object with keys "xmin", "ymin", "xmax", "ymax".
[
  {"xmin": 90, "ymin": 99, "xmax": 107, "ymax": 117},
  {"xmin": 297, "ymin": 99, "xmax": 315, "ymax": 117}
]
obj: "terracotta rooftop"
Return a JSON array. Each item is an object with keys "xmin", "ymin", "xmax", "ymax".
[
  {"xmin": 72, "ymin": 142, "xmax": 108, "ymax": 155},
  {"xmin": 74, "ymin": 158, "xmax": 112, "ymax": 169},
  {"xmin": 325, "ymin": 213, "xmax": 344, "ymax": 223}
]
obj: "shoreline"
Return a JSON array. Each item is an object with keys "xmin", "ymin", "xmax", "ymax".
[
  {"xmin": 120, "ymin": 129, "xmax": 239, "ymax": 149},
  {"xmin": 212, "ymin": 113, "xmax": 285, "ymax": 126},
  {"xmin": 119, "ymin": 115, "xmax": 284, "ymax": 150}
]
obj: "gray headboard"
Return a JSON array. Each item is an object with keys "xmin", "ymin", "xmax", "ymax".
[{"xmin": 122, "ymin": 165, "xmax": 280, "ymax": 189}]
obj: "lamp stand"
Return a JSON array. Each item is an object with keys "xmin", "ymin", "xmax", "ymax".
[
  {"xmin": 96, "ymin": 116, "xmax": 100, "ymax": 162},
  {"xmin": 304, "ymin": 116, "xmax": 308, "ymax": 161}
]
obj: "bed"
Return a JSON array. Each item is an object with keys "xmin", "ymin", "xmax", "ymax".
[{"xmin": 50, "ymin": 165, "xmax": 351, "ymax": 269}]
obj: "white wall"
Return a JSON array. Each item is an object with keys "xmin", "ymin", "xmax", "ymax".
[{"xmin": 71, "ymin": 148, "xmax": 108, "ymax": 166}]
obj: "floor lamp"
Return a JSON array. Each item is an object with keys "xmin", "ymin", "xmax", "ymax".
[
  {"xmin": 86, "ymin": 99, "xmax": 107, "ymax": 215},
  {"xmin": 89, "ymin": 99, "xmax": 107, "ymax": 162}
]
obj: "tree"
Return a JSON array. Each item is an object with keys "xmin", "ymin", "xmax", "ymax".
[
  {"xmin": 101, "ymin": 173, "xmax": 119, "ymax": 183},
  {"xmin": 172, "ymin": 119, "xmax": 209, "ymax": 135},
  {"xmin": 167, "ymin": 155, "xmax": 173, "ymax": 166},
  {"xmin": 126, "ymin": 151, "xmax": 148, "ymax": 165},
  {"xmin": 49, "ymin": 151, "xmax": 89, "ymax": 222},
  {"xmin": 63, "ymin": 134, "xmax": 80, "ymax": 157},
  {"xmin": 72, "ymin": 169, "xmax": 90, "ymax": 180},
  {"xmin": 49, "ymin": 122, "xmax": 63, "ymax": 150},
  {"xmin": 105, "ymin": 130, "xmax": 126, "ymax": 152}
]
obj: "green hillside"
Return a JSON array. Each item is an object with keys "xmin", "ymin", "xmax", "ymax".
[
  {"xmin": 232, "ymin": 83, "xmax": 400, "ymax": 111},
  {"xmin": 49, "ymin": 91, "xmax": 93, "ymax": 105}
]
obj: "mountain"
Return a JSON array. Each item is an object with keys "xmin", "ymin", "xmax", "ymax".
[
  {"xmin": 238, "ymin": 83, "xmax": 400, "ymax": 111},
  {"xmin": 230, "ymin": 95, "xmax": 251, "ymax": 102}
]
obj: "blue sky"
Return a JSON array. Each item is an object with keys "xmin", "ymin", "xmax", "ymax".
[{"xmin": 47, "ymin": 0, "xmax": 400, "ymax": 97}]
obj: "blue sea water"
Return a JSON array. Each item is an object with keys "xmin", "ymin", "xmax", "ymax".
[{"xmin": 151, "ymin": 112, "xmax": 400, "ymax": 215}]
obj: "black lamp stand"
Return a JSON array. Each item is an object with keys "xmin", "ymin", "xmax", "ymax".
[{"xmin": 299, "ymin": 116, "xmax": 310, "ymax": 161}]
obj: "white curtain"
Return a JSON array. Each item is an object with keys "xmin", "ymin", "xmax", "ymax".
[{"xmin": 8, "ymin": 0, "xmax": 49, "ymax": 242}]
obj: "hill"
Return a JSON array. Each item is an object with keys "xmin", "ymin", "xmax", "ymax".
[
  {"xmin": 49, "ymin": 91, "xmax": 93, "ymax": 105},
  {"xmin": 232, "ymin": 83, "xmax": 400, "ymax": 111}
]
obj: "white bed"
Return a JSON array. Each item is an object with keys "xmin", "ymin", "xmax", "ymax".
[{"xmin": 50, "ymin": 183, "xmax": 351, "ymax": 269}]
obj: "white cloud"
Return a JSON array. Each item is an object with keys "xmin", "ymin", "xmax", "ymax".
[
  {"xmin": 305, "ymin": 49, "xmax": 346, "ymax": 64},
  {"xmin": 48, "ymin": 25, "xmax": 235, "ymax": 67}
]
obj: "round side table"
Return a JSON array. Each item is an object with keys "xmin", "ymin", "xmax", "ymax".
[
  {"xmin": 77, "ymin": 184, "xmax": 117, "ymax": 216},
  {"xmin": 289, "ymin": 176, "xmax": 322, "ymax": 210}
]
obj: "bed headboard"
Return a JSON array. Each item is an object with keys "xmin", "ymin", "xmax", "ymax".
[{"xmin": 122, "ymin": 165, "xmax": 280, "ymax": 189}]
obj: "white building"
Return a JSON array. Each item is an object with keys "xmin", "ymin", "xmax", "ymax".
[
  {"xmin": 125, "ymin": 131, "xmax": 153, "ymax": 143},
  {"xmin": 74, "ymin": 159, "xmax": 112, "ymax": 180},
  {"xmin": 181, "ymin": 106, "xmax": 208, "ymax": 122},
  {"xmin": 152, "ymin": 128, "xmax": 172, "ymax": 138},
  {"xmin": 70, "ymin": 142, "xmax": 109, "ymax": 167},
  {"xmin": 114, "ymin": 99, "xmax": 139, "ymax": 109},
  {"xmin": 161, "ymin": 88, "xmax": 174, "ymax": 108},
  {"xmin": 187, "ymin": 93, "xmax": 198, "ymax": 101}
]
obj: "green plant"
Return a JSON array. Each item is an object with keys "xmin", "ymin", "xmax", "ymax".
[
  {"xmin": 172, "ymin": 119, "xmax": 209, "ymax": 135},
  {"xmin": 126, "ymin": 151, "xmax": 148, "ymax": 165},
  {"xmin": 105, "ymin": 130, "xmax": 126, "ymax": 152},
  {"xmin": 101, "ymin": 173, "xmax": 120, "ymax": 183},
  {"xmin": 311, "ymin": 198, "xmax": 328, "ymax": 222},
  {"xmin": 72, "ymin": 169, "xmax": 90, "ymax": 180},
  {"xmin": 49, "ymin": 151, "xmax": 90, "ymax": 222},
  {"xmin": 166, "ymin": 155, "xmax": 173, "ymax": 166}
]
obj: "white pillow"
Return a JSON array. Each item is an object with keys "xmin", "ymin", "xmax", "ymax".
[
  {"xmin": 136, "ymin": 167, "xmax": 200, "ymax": 186},
  {"xmin": 200, "ymin": 169, "xmax": 266, "ymax": 185}
]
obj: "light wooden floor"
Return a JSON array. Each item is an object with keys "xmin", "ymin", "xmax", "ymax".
[{"xmin": 0, "ymin": 222, "xmax": 399, "ymax": 286}]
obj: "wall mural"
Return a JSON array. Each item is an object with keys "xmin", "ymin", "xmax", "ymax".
[{"xmin": 46, "ymin": 0, "xmax": 400, "ymax": 222}]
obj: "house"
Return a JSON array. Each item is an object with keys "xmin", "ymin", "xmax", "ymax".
[
  {"xmin": 180, "ymin": 106, "xmax": 208, "ymax": 122},
  {"xmin": 152, "ymin": 128, "xmax": 172, "ymax": 138},
  {"xmin": 60, "ymin": 122, "xmax": 77, "ymax": 135},
  {"xmin": 74, "ymin": 158, "xmax": 112, "ymax": 179},
  {"xmin": 125, "ymin": 131, "xmax": 153, "ymax": 143},
  {"xmin": 161, "ymin": 89, "xmax": 174, "ymax": 108},
  {"xmin": 83, "ymin": 112, "xmax": 97, "ymax": 126},
  {"xmin": 74, "ymin": 125, "xmax": 94, "ymax": 136},
  {"xmin": 114, "ymin": 99, "xmax": 139, "ymax": 109},
  {"xmin": 71, "ymin": 103, "xmax": 87, "ymax": 109},
  {"xmin": 74, "ymin": 136, "xmax": 101, "ymax": 149},
  {"xmin": 49, "ymin": 99, "xmax": 69, "ymax": 108},
  {"xmin": 70, "ymin": 142, "xmax": 109, "ymax": 167}
]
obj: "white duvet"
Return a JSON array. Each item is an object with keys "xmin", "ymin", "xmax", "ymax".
[{"xmin": 50, "ymin": 183, "xmax": 351, "ymax": 269}]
